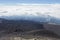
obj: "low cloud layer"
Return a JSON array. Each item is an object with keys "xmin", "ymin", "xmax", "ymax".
[{"xmin": 0, "ymin": 4, "xmax": 60, "ymax": 18}]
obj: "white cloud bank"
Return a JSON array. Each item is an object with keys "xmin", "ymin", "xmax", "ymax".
[{"xmin": 0, "ymin": 4, "xmax": 60, "ymax": 18}]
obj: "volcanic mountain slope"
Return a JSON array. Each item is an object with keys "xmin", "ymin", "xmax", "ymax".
[
  {"xmin": 0, "ymin": 18, "xmax": 60, "ymax": 39},
  {"xmin": 0, "ymin": 18, "xmax": 44, "ymax": 34},
  {"xmin": 0, "ymin": 18, "xmax": 44, "ymax": 31},
  {"xmin": 21, "ymin": 30, "xmax": 60, "ymax": 39},
  {"xmin": 44, "ymin": 24, "xmax": 60, "ymax": 36}
]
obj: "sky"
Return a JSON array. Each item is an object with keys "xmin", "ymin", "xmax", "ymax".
[
  {"xmin": 0, "ymin": 0, "xmax": 60, "ymax": 18},
  {"xmin": 0, "ymin": 0, "xmax": 60, "ymax": 4}
]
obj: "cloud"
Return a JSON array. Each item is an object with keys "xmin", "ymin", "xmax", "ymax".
[
  {"xmin": 0, "ymin": 11, "xmax": 8, "ymax": 13},
  {"xmin": 0, "ymin": 4, "xmax": 60, "ymax": 18}
]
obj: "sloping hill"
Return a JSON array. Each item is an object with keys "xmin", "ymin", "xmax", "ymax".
[
  {"xmin": 0, "ymin": 18, "xmax": 60, "ymax": 39},
  {"xmin": 20, "ymin": 30, "xmax": 60, "ymax": 39},
  {"xmin": 44, "ymin": 24, "xmax": 60, "ymax": 36},
  {"xmin": 0, "ymin": 18, "xmax": 44, "ymax": 35}
]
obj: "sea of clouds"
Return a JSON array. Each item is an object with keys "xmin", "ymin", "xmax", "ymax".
[
  {"xmin": 0, "ymin": 4, "xmax": 60, "ymax": 18},
  {"xmin": 0, "ymin": 4, "xmax": 60, "ymax": 24}
]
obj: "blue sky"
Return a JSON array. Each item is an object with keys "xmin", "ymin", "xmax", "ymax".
[{"xmin": 0, "ymin": 0, "xmax": 60, "ymax": 4}]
